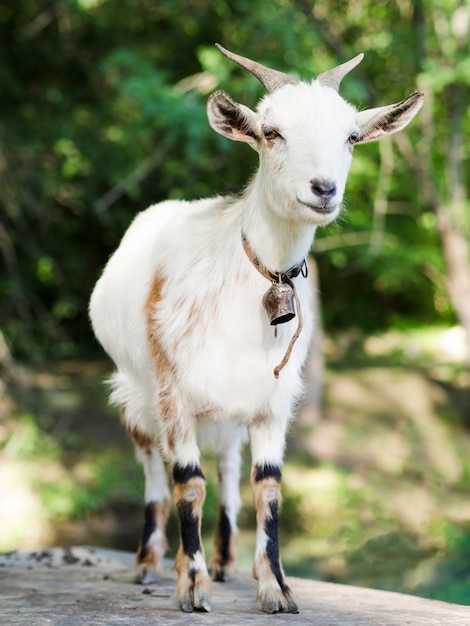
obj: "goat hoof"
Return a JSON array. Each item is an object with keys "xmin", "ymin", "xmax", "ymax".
[
  {"xmin": 286, "ymin": 600, "xmax": 300, "ymax": 614},
  {"xmin": 209, "ymin": 564, "xmax": 233, "ymax": 582},
  {"xmin": 259, "ymin": 588, "xmax": 299, "ymax": 614},
  {"xmin": 179, "ymin": 592, "xmax": 212, "ymax": 613},
  {"xmin": 134, "ymin": 566, "xmax": 160, "ymax": 585},
  {"xmin": 193, "ymin": 582, "xmax": 212, "ymax": 612},
  {"xmin": 140, "ymin": 570, "xmax": 160, "ymax": 585},
  {"xmin": 261, "ymin": 599, "xmax": 299, "ymax": 614},
  {"xmin": 177, "ymin": 566, "xmax": 212, "ymax": 613},
  {"xmin": 196, "ymin": 600, "xmax": 211, "ymax": 612},
  {"xmin": 180, "ymin": 597, "xmax": 194, "ymax": 613},
  {"xmin": 262, "ymin": 600, "xmax": 280, "ymax": 614}
]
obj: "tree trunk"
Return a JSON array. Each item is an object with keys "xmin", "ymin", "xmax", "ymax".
[
  {"xmin": 437, "ymin": 83, "xmax": 470, "ymax": 366},
  {"xmin": 396, "ymin": 73, "xmax": 470, "ymax": 366},
  {"xmin": 436, "ymin": 211, "xmax": 470, "ymax": 366}
]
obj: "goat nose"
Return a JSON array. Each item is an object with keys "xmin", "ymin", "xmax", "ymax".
[{"xmin": 310, "ymin": 178, "xmax": 336, "ymax": 199}]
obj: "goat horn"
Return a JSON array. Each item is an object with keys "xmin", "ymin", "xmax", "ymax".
[
  {"xmin": 316, "ymin": 53, "xmax": 364, "ymax": 91},
  {"xmin": 215, "ymin": 43, "xmax": 297, "ymax": 93}
]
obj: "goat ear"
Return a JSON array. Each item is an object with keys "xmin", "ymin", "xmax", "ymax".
[
  {"xmin": 207, "ymin": 90, "xmax": 260, "ymax": 147},
  {"xmin": 356, "ymin": 90, "xmax": 424, "ymax": 143}
]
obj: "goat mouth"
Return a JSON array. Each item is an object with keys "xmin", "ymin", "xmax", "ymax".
[{"xmin": 297, "ymin": 198, "xmax": 337, "ymax": 215}]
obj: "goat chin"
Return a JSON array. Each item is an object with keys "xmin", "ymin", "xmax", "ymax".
[{"xmin": 296, "ymin": 198, "xmax": 342, "ymax": 223}]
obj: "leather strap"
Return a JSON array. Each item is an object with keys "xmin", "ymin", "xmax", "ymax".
[
  {"xmin": 241, "ymin": 234, "xmax": 308, "ymax": 283},
  {"xmin": 241, "ymin": 233, "xmax": 307, "ymax": 379}
]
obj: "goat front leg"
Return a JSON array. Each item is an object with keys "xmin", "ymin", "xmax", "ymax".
[
  {"xmin": 249, "ymin": 420, "xmax": 299, "ymax": 614},
  {"xmin": 172, "ymin": 461, "xmax": 212, "ymax": 612}
]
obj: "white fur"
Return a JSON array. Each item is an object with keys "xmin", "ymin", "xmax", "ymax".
[{"xmin": 89, "ymin": 55, "xmax": 423, "ymax": 606}]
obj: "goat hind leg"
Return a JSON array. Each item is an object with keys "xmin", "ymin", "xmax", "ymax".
[
  {"xmin": 209, "ymin": 429, "xmax": 243, "ymax": 582},
  {"xmin": 133, "ymin": 442, "xmax": 170, "ymax": 584},
  {"xmin": 172, "ymin": 462, "xmax": 212, "ymax": 612}
]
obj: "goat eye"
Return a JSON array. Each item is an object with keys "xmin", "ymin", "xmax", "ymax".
[
  {"xmin": 348, "ymin": 131, "xmax": 360, "ymax": 145},
  {"xmin": 263, "ymin": 129, "xmax": 281, "ymax": 141}
]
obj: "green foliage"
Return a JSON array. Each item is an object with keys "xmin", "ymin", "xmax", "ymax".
[
  {"xmin": 417, "ymin": 525, "xmax": 470, "ymax": 604},
  {"xmin": 0, "ymin": 0, "xmax": 468, "ymax": 358}
]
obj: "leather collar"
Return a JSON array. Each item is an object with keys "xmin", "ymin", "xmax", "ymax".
[
  {"xmin": 241, "ymin": 233, "xmax": 308, "ymax": 283},
  {"xmin": 241, "ymin": 232, "xmax": 308, "ymax": 379}
]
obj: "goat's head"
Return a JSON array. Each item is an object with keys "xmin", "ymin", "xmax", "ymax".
[{"xmin": 207, "ymin": 44, "xmax": 424, "ymax": 226}]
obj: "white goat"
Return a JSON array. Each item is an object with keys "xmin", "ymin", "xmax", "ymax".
[{"xmin": 89, "ymin": 44, "xmax": 423, "ymax": 614}]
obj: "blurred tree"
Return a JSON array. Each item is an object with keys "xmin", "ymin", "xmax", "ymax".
[
  {"xmin": 410, "ymin": 0, "xmax": 470, "ymax": 365},
  {"xmin": 0, "ymin": 0, "xmax": 467, "ymax": 362},
  {"xmin": 301, "ymin": 0, "xmax": 470, "ymax": 361}
]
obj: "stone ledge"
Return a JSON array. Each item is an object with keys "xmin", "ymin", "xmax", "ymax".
[{"xmin": 0, "ymin": 547, "xmax": 468, "ymax": 625}]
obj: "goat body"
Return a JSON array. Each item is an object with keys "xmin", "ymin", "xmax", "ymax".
[{"xmin": 89, "ymin": 45, "xmax": 423, "ymax": 613}]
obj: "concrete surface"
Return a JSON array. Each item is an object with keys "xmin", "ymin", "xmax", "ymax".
[{"xmin": 0, "ymin": 547, "xmax": 469, "ymax": 625}]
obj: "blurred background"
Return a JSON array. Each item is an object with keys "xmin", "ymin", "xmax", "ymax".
[{"xmin": 1, "ymin": 0, "xmax": 469, "ymax": 606}]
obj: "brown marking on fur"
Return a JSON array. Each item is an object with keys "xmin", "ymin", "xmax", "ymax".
[
  {"xmin": 173, "ymin": 475, "xmax": 206, "ymax": 519},
  {"xmin": 158, "ymin": 384, "xmax": 178, "ymax": 424},
  {"xmin": 153, "ymin": 273, "xmax": 208, "ymax": 358},
  {"xmin": 165, "ymin": 425, "xmax": 176, "ymax": 452},
  {"xmin": 145, "ymin": 273, "xmax": 173, "ymax": 377},
  {"xmin": 120, "ymin": 405, "xmax": 154, "ymax": 449},
  {"xmin": 135, "ymin": 497, "xmax": 171, "ymax": 569},
  {"xmin": 127, "ymin": 424, "xmax": 154, "ymax": 450},
  {"xmin": 146, "ymin": 275, "xmax": 179, "ymax": 414},
  {"xmin": 145, "ymin": 271, "xmax": 184, "ymax": 452},
  {"xmin": 252, "ymin": 476, "xmax": 282, "ymax": 522},
  {"xmin": 144, "ymin": 271, "xmax": 212, "ymax": 428}
]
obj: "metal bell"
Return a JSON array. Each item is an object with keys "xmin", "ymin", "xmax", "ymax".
[{"xmin": 262, "ymin": 280, "xmax": 296, "ymax": 325}]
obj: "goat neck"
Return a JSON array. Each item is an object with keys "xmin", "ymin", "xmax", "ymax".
[{"xmin": 241, "ymin": 175, "xmax": 316, "ymax": 274}]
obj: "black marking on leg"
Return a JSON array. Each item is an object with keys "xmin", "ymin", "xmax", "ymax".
[
  {"xmin": 137, "ymin": 502, "xmax": 156, "ymax": 562},
  {"xmin": 188, "ymin": 566, "xmax": 197, "ymax": 583},
  {"xmin": 254, "ymin": 463, "xmax": 282, "ymax": 483},
  {"xmin": 177, "ymin": 499, "xmax": 202, "ymax": 558},
  {"xmin": 265, "ymin": 500, "xmax": 289, "ymax": 593},
  {"xmin": 173, "ymin": 463, "xmax": 205, "ymax": 484},
  {"xmin": 217, "ymin": 506, "xmax": 231, "ymax": 566}
]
